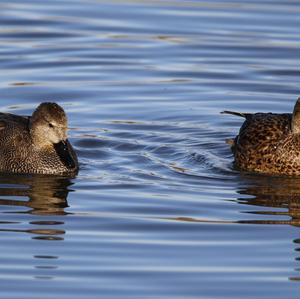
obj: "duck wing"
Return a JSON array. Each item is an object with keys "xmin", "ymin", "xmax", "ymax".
[
  {"xmin": 0, "ymin": 113, "xmax": 30, "ymax": 146},
  {"xmin": 0, "ymin": 113, "xmax": 29, "ymax": 128}
]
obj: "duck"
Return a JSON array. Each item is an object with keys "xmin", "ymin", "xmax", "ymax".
[
  {"xmin": 0, "ymin": 102, "xmax": 78, "ymax": 176},
  {"xmin": 222, "ymin": 97, "xmax": 300, "ymax": 176}
]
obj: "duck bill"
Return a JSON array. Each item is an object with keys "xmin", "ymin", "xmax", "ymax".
[
  {"xmin": 54, "ymin": 139, "xmax": 77, "ymax": 170},
  {"xmin": 61, "ymin": 139, "xmax": 69, "ymax": 150}
]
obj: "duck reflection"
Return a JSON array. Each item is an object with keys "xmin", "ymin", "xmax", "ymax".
[
  {"xmin": 0, "ymin": 173, "xmax": 72, "ymax": 216},
  {"xmin": 237, "ymin": 174, "xmax": 300, "ymax": 281},
  {"xmin": 237, "ymin": 175, "xmax": 300, "ymax": 226},
  {"xmin": 0, "ymin": 173, "xmax": 72, "ymax": 239},
  {"xmin": 0, "ymin": 174, "xmax": 73, "ymax": 280}
]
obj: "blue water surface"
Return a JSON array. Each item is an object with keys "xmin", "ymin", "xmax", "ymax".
[{"xmin": 1, "ymin": 0, "xmax": 300, "ymax": 298}]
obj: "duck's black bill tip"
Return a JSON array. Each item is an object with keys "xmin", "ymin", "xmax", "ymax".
[{"xmin": 54, "ymin": 140, "xmax": 77, "ymax": 170}]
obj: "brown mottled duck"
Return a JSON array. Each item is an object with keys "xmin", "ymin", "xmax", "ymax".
[
  {"xmin": 223, "ymin": 97, "xmax": 300, "ymax": 176},
  {"xmin": 0, "ymin": 102, "xmax": 78, "ymax": 176}
]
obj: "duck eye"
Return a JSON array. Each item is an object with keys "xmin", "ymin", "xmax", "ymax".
[{"xmin": 49, "ymin": 123, "xmax": 54, "ymax": 128}]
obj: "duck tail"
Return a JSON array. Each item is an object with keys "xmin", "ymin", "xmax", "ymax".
[{"xmin": 221, "ymin": 110, "xmax": 249, "ymax": 118}]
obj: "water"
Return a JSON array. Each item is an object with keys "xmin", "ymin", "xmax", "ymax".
[{"xmin": 1, "ymin": 0, "xmax": 300, "ymax": 298}]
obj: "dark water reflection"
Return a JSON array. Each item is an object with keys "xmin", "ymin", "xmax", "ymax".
[
  {"xmin": 0, "ymin": 174, "xmax": 71, "ymax": 216},
  {"xmin": 0, "ymin": 174, "xmax": 70, "ymax": 242},
  {"xmin": 0, "ymin": 175, "xmax": 72, "ymax": 282},
  {"xmin": 238, "ymin": 176, "xmax": 300, "ymax": 226},
  {"xmin": 235, "ymin": 176, "xmax": 300, "ymax": 283}
]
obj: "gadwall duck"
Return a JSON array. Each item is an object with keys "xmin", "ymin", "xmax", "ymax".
[
  {"xmin": 0, "ymin": 102, "xmax": 78, "ymax": 176},
  {"xmin": 223, "ymin": 97, "xmax": 300, "ymax": 176}
]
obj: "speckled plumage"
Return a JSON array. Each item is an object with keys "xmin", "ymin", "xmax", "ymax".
[
  {"xmin": 0, "ymin": 102, "xmax": 78, "ymax": 176},
  {"xmin": 223, "ymin": 98, "xmax": 300, "ymax": 176}
]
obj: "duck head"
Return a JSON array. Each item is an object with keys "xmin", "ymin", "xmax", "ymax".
[{"xmin": 30, "ymin": 102, "xmax": 68, "ymax": 148}]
